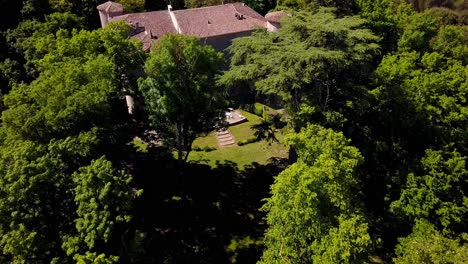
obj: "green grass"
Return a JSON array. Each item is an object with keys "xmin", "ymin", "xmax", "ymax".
[
  {"xmin": 191, "ymin": 110, "xmax": 263, "ymax": 149},
  {"xmin": 187, "ymin": 139, "xmax": 288, "ymax": 168},
  {"xmin": 192, "ymin": 131, "xmax": 218, "ymax": 149},
  {"xmin": 229, "ymin": 110, "xmax": 263, "ymax": 142},
  {"xmin": 188, "ymin": 109, "xmax": 289, "ymax": 168}
]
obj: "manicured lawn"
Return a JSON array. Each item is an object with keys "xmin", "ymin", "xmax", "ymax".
[
  {"xmin": 192, "ymin": 131, "xmax": 218, "ymax": 149},
  {"xmin": 188, "ymin": 139, "xmax": 288, "ymax": 168},
  {"xmin": 228, "ymin": 110, "xmax": 263, "ymax": 142},
  {"xmin": 191, "ymin": 110, "xmax": 264, "ymax": 149},
  {"xmin": 188, "ymin": 109, "xmax": 289, "ymax": 168}
]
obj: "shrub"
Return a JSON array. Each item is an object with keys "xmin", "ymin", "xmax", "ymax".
[
  {"xmin": 238, "ymin": 136, "xmax": 259, "ymax": 146},
  {"xmin": 192, "ymin": 146, "xmax": 202, "ymax": 151},
  {"xmin": 262, "ymin": 111, "xmax": 272, "ymax": 122},
  {"xmin": 202, "ymin": 146, "xmax": 216, "ymax": 152},
  {"xmin": 254, "ymin": 103, "xmax": 264, "ymax": 117}
]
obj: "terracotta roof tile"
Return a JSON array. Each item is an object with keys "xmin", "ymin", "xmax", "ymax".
[
  {"xmin": 109, "ymin": 3, "xmax": 266, "ymax": 50},
  {"xmin": 110, "ymin": 10, "xmax": 177, "ymax": 50},
  {"xmin": 173, "ymin": 3, "xmax": 266, "ymax": 38}
]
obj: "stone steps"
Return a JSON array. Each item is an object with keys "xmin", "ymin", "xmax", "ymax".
[
  {"xmin": 219, "ymin": 137, "xmax": 234, "ymax": 143},
  {"xmin": 222, "ymin": 140, "xmax": 236, "ymax": 146},
  {"xmin": 216, "ymin": 129, "xmax": 236, "ymax": 147},
  {"xmin": 218, "ymin": 134, "xmax": 232, "ymax": 140}
]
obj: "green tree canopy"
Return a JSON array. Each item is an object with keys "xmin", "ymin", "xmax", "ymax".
[
  {"xmin": 138, "ymin": 34, "xmax": 225, "ymax": 165},
  {"xmin": 276, "ymin": 0, "xmax": 357, "ymax": 15},
  {"xmin": 394, "ymin": 220, "xmax": 468, "ymax": 264},
  {"xmin": 0, "ymin": 21, "xmax": 142, "ymax": 263},
  {"xmin": 259, "ymin": 125, "xmax": 372, "ymax": 263},
  {"xmin": 391, "ymin": 149, "xmax": 468, "ymax": 234},
  {"xmin": 5, "ymin": 12, "xmax": 84, "ymax": 80},
  {"xmin": 359, "ymin": 6, "xmax": 468, "ymax": 260},
  {"xmin": 221, "ymin": 8, "xmax": 379, "ymax": 130}
]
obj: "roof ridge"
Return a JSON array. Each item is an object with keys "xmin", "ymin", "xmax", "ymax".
[
  {"xmin": 121, "ymin": 9, "xmax": 168, "ymax": 16},
  {"xmin": 172, "ymin": 2, "xmax": 241, "ymax": 13}
]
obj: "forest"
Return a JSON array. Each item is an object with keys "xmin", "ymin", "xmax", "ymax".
[{"xmin": 0, "ymin": 0, "xmax": 467, "ymax": 263}]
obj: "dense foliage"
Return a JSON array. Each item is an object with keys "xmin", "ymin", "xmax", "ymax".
[
  {"xmin": 0, "ymin": 19, "xmax": 143, "ymax": 263},
  {"xmin": 139, "ymin": 34, "xmax": 225, "ymax": 166},
  {"xmin": 0, "ymin": 0, "xmax": 467, "ymax": 263},
  {"xmin": 260, "ymin": 125, "xmax": 371, "ymax": 263}
]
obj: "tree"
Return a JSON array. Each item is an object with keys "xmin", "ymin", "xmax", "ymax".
[
  {"xmin": 391, "ymin": 149, "xmax": 468, "ymax": 234},
  {"xmin": 0, "ymin": 134, "xmax": 97, "ymax": 263},
  {"xmin": 63, "ymin": 157, "xmax": 136, "ymax": 263},
  {"xmin": 396, "ymin": 7, "xmax": 440, "ymax": 52},
  {"xmin": 274, "ymin": 0, "xmax": 357, "ymax": 14},
  {"xmin": 116, "ymin": 0, "xmax": 145, "ymax": 12},
  {"xmin": 355, "ymin": 0, "xmax": 399, "ymax": 53},
  {"xmin": 221, "ymin": 8, "xmax": 379, "ymax": 131},
  {"xmin": 20, "ymin": 0, "xmax": 51, "ymax": 20},
  {"xmin": 394, "ymin": 220, "xmax": 468, "ymax": 264},
  {"xmin": 251, "ymin": 114, "xmax": 284, "ymax": 144},
  {"xmin": 138, "ymin": 34, "xmax": 225, "ymax": 166},
  {"xmin": 5, "ymin": 12, "xmax": 84, "ymax": 81},
  {"xmin": 0, "ymin": 21, "xmax": 142, "ymax": 262},
  {"xmin": 355, "ymin": 6, "xmax": 468, "ymax": 258},
  {"xmin": 372, "ymin": 20, "xmax": 468, "ymax": 155},
  {"xmin": 0, "ymin": 136, "xmax": 136, "ymax": 263},
  {"xmin": 4, "ymin": 20, "xmax": 144, "ymax": 140},
  {"xmin": 259, "ymin": 125, "xmax": 372, "ymax": 263}
]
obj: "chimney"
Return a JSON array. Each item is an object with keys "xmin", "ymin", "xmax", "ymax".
[{"xmin": 168, "ymin": 5, "xmax": 173, "ymax": 11}]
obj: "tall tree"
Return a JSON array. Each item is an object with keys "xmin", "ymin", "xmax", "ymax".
[
  {"xmin": 393, "ymin": 220, "xmax": 468, "ymax": 263},
  {"xmin": 391, "ymin": 149, "xmax": 468, "ymax": 234},
  {"xmin": 221, "ymin": 8, "xmax": 379, "ymax": 132},
  {"xmin": 259, "ymin": 125, "xmax": 372, "ymax": 263},
  {"xmin": 0, "ymin": 21, "xmax": 143, "ymax": 262},
  {"xmin": 138, "ymin": 34, "xmax": 225, "ymax": 166},
  {"xmin": 354, "ymin": 5, "xmax": 468, "ymax": 259},
  {"xmin": 276, "ymin": 0, "xmax": 358, "ymax": 15},
  {"xmin": 5, "ymin": 12, "xmax": 84, "ymax": 86},
  {"xmin": 356, "ymin": 0, "xmax": 399, "ymax": 53}
]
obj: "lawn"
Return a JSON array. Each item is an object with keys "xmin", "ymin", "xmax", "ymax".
[
  {"xmin": 192, "ymin": 131, "xmax": 218, "ymax": 149},
  {"xmin": 188, "ymin": 109, "xmax": 288, "ymax": 168},
  {"xmin": 228, "ymin": 110, "xmax": 263, "ymax": 142},
  {"xmin": 191, "ymin": 110, "xmax": 264, "ymax": 149},
  {"xmin": 188, "ymin": 139, "xmax": 288, "ymax": 168}
]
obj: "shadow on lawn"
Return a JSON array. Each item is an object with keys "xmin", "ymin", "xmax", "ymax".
[{"xmin": 130, "ymin": 147, "xmax": 288, "ymax": 263}]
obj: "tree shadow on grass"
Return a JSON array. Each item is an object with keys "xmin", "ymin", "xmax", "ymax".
[{"xmin": 131, "ymin": 147, "xmax": 288, "ymax": 263}]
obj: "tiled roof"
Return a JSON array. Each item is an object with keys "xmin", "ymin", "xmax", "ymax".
[
  {"xmin": 97, "ymin": 1, "xmax": 124, "ymax": 13},
  {"xmin": 108, "ymin": 2, "xmax": 266, "ymax": 50},
  {"xmin": 110, "ymin": 10, "xmax": 177, "ymax": 51},
  {"xmin": 231, "ymin": 3, "xmax": 266, "ymax": 21},
  {"xmin": 265, "ymin": 11, "xmax": 284, "ymax": 23},
  {"xmin": 173, "ymin": 3, "xmax": 266, "ymax": 38}
]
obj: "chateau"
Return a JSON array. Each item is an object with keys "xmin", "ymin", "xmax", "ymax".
[{"xmin": 97, "ymin": 1, "xmax": 283, "ymax": 51}]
